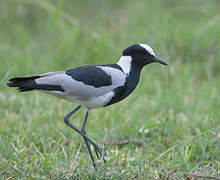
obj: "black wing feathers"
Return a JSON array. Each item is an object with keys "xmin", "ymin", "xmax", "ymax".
[
  {"xmin": 66, "ymin": 65, "xmax": 112, "ymax": 88},
  {"xmin": 7, "ymin": 76, "xmax": 64, "ymax": 92}
]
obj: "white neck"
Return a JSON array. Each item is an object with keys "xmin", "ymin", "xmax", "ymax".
[{"xmin": 117, "ymin": 56, "xmax": 132, "ymax": 75}]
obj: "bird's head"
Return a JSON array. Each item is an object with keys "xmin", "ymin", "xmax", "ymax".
[{"xmin": 122, "ymin": 44, "xmax": 168, "ymax": 68}]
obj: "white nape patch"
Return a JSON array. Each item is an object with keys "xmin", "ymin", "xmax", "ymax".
[
  {"xmin": 117, "ymin": 56, "xmax": 132, "ymax": 75},
  {"xmin": 139, "ymin": 44, "xmax": 155, "ymax": 56}
]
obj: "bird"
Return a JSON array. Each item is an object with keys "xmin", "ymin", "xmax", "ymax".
[{"xmin": 7, "ymin": 43, "xmax": 168, "ymax": 169}]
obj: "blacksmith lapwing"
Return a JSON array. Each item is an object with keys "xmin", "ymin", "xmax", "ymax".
[{"xmin": 7, "ymin": 43, "xmax": 168, "ymax": 169}]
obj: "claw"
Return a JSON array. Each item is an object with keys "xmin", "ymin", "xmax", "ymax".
[
  {"xmin": 94, "ymin": 147, "xmax": 100, "ymax": 158},
  {"xmin": 93, "ymin": 145, "xmax": 107, "ymax": 163}
]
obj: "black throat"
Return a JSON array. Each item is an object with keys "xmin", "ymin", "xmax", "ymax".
[
  {"xmin": 106, "ymin": 61, "xmax": 142, "ymax": 106},
  {"xmin": 124, "ymin": 61, "xmax": 142, "ymax": 97}
]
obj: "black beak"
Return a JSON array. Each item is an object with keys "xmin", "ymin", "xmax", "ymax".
[{"xmin": 153, "ymin": 56, "xmax": 168, "ymax": 66}]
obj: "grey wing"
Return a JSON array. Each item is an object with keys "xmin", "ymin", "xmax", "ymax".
[{"xmin": 35, "ymin": 66, "xmax": 126, "ymax": 99}]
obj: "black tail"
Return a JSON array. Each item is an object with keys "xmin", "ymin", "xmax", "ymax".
[
  {"xmin": 7, "ymin": 76, "xmax": 65, "ymax": 92},
  {"xmin": 7, "ymin": 76, "xmax": 41, "ymax": 92}
]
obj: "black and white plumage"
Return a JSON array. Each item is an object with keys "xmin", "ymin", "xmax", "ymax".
[{"xmin": 7, "ymin": 43, "xmax": 168, "ymax": 169}]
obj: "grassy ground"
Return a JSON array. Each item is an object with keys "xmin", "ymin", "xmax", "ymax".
[{"xmin": 0, "ymin": 0, "xmax": 220, "ymax": 179}]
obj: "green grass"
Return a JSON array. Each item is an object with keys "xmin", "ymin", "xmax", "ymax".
[{"xmin": 0, "ymin": 0, "xmax": 220, "ymax": 179}]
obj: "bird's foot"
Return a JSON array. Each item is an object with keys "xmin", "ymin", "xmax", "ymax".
[
  {"xmin": 92, "ymin": 143, "xmax": 106, "ymax": 163},
  {"xmin": 80, "ymin": 130, "xmax": 106, "ymax": 163}
]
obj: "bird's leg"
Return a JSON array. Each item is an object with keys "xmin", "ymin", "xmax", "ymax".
[
  {"xmin": 81, "ymin": 110, "xmax": 106, "ymax": 163},
  {"xmin": 63, "ymin": 106, "xmax": 103, "ymax": 162},
  {"xmin": 80, "ymin": 110, "xmax": 97, "ymax": 169},
  {"xmin": 81, "ymin": 110, "xmax": 106, "ymax": 164}
]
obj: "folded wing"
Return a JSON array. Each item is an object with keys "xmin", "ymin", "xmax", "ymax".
[{"xmin": 8, "ymin": 65, "xmax": 126, "ymax": 101}]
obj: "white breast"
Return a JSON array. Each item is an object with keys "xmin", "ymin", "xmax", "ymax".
[{"xmin": 65, "ymin": 91, "xmax": 115, "ymax": 108}]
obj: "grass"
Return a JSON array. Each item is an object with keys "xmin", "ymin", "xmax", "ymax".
[{"xmin": 0, "ymin": 0, "xmax": 220, "ymax": 179}]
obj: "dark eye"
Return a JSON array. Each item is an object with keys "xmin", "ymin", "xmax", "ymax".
[{"xmin": 143, "ymin": 51, "xmax": 148, "ymax": 55}]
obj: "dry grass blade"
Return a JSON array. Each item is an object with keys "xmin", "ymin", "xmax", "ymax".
[
  {"xmin": 70, "ymin": 144, "xmax": 82, "ymax": 171},
  {"xmin": 188, "ymin": 173, "xmax": 220, "ymax": 180},
  {"xmin": 104, "ymin": 139, "xmax": 142, "ymax": 147}
]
